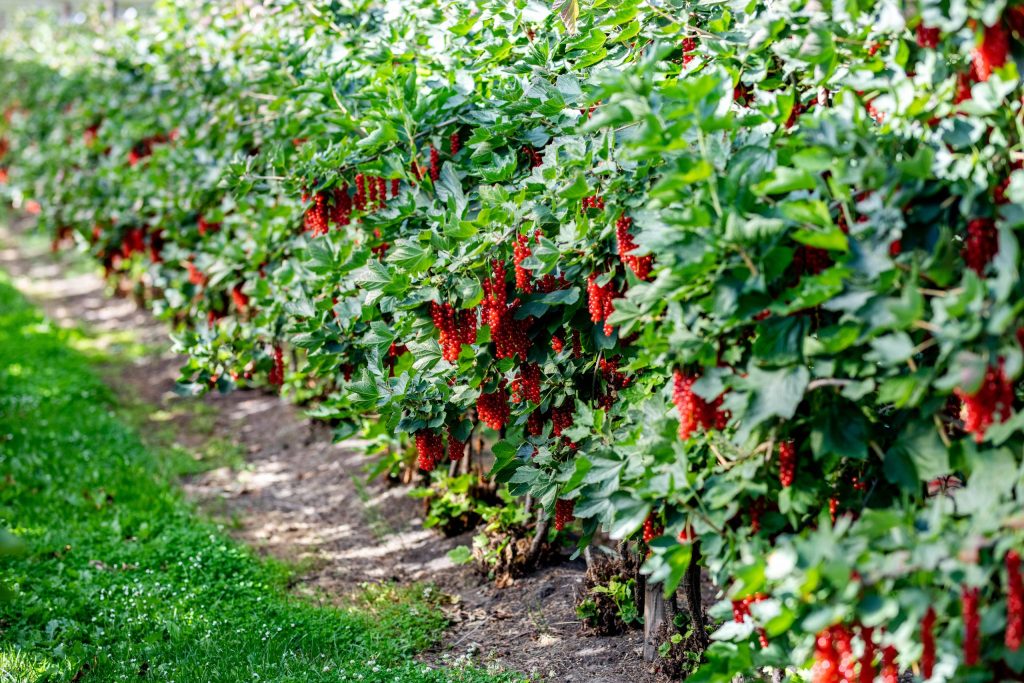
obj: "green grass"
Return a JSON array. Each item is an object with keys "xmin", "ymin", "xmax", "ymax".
[{"xmin": 0, "ymin": 272, "xmax": 517, "ymax": 683}]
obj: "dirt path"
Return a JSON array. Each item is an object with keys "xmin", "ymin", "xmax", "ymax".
[{"xmin": 0, "ymin": 220, "xmax": 655, "ymax": 683}]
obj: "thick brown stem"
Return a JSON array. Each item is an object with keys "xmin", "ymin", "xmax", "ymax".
[
  {"xmin": 526, "ymin": 509, "xmax": 550, "ymax": 567},
  {"xmin": 643, "ymin": 580, "xmax": 666, "ymax": 662},
  {"xmin": 683, "ymin": 541, "xmax": 709, "ymax": 650}
]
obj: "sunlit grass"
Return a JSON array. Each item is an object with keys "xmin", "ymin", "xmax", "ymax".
[{"xmin": 0, "ymin": 271, "xmax": 518, "ymax": 683}]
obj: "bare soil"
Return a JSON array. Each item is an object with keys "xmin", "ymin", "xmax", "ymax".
[{"xmin": 0, "ymin": 221, "xmax": 661, "ymax": 682}]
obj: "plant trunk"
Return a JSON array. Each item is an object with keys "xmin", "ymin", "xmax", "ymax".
[
  {"xmin": 526, "ymin": 509, "xmax": 549, "ymax": 567},
  {"xmin": 683, "ymin": 541, "xmax": 709, "ymax": 650},
  {"xmin": 643, "ymin": 580, "xmax": 666, "ymax": 663}
]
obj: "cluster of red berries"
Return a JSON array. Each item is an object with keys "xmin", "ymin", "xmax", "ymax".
[
  {"xmin": 269, "ymin": 345, "xmax": 285, "ymax": 386},
  {"xmin": 551, "ymin": 335, "xmax": 564, "ymax": 353},
  {"xmin": 916, "ymin": 24, "xmax": 940, "ymax": 48},
  {"xmin": 963, "ymin": 218, "xmax": 998, "ymax": 273},
  {"xmin": 126, "ymin": 131, "xmax": 174, "ymax": 167},
  {"xmin": 671, "ymin": 370, "xmax": 728, "ymax": 439},
  {"xmin": 365, "ymin": 175, "xmax": 390, "ymax": 210},
  {"xmin": 303, "ymin": 192, "xmax": 330, "ymax": 236},
  {"xmin": 354, "ymin": 174, "xmax": 367, "ymax": 211},
  {"xmin": 581, "ymin": 195, "xmax": 605, "ymax": 211},
  {"xmin": 792, "ymin": 245, "xmax": 832, "ymax": 276},
  {"xmin": 571, "ymin": 330, "xmax": 583, "ymax": 357},
  {"xmin": 429, "ymin": 146, "xmax": 440, "ymax": 181},
  {"xmin": 536, "ymin": 272, "xmax": 569, "ymax": 293},
  {"xmin": 641, "ymin": 514, "xmax": 663, "ymax": 543},
  {"xmin": 142, "ymin": 230, "xmax": 162, "ymax": 261},
  {"xmin": 554, "ymin": 499, "xmax": 575, "ymax": 531},
  {"xmin": 511, "ymin": 363, "xmax": 542, "ymax": 404},
  {"xmin": 482, "ymin": 260, "xmax": 531, "ymax": 361},
  {"xmin": 429, "ymin": 301, "xmax": 477, "ymax": 362},
  {"xmin": 778, "ymin": 440, "xmax": 797, "ymax": 487},
  {"xmin": 732, "ymin": 82, "xmax": 752, "ymax": 106},
  {"xmin": 974, "ymin": 20, "xmax": 1009, "ymax": 82},
  {"xmin": 963, "ymin": 585, "xmax": 980, "ymax": 666},
  {"xmin": 952, "ymin": 16, "xmax": 1010, "ymax": 106},
  {"xmin": 526, "ymin": 409, "xmax": 544, "ymax": 437},
  {"xmin": 447, "ymin": 425, "xmax": 466, "ymax": 461},
  {"xmin": 749, "ymin": 497, "xmax": 764, "ymax": 533},
  {"xmin": 615, "ymin": 215, "xmax": 653, "ymax": 280},
  {"xmin": 186, "ymin": 260, "xmax": 207, "ymax": 287},
  {"xmin": 551, "ymin": 401, "xmax": 574, "ymax": 437},
  {"xmin": 231, "ymin": 283, "xmax": 249, "ymax": 311},
  {"xmin": 449, "ymin": 132, "xmax": 461, "ymax": 155},
  {"xmin": 330, "ymin": 184, "xmax": 353, "ymax": 225},
  {"xmin": 1009, "ymin": 550, "xmax": 1024, "ymax": 651},
  {"xmin": 370, "ymin": 227, "xmax": 390, "ymax": 257},
  {"xmin": 598, "ymin": 357, "xmax": 630, "ymax": 389},
  {"xmin": 477, "ymin": 382, "xmax": 510, "ymax": 430},
  {"xmin": 513, "ymin": 231, "xmax": 542, "ymax": 292},
  {"xmin": 811, "ymin": 624, "xmax": 885, "ymax": 683},
  {"xmin": 119, "ymin": 227, "xmax": 147, "ymax": 260},
  {"xmin": 415, "ymin": 429, "xmax": 445, "ymax": 472},
  {"xmin": 955, "ymin": 362, "xmax": 1014, "ymax": 441},
  {"xmin": 197, "ymin": 215, "xmax": 222, "ymax": 236},
  {"xmin": 731, "ymin": 594, "xmax": 770, "ymax": 648},
  {"xmin": 521, "ymin": 145, "xmax": 543, "ymax": 168},
  {"xmin": 920, "ymin": 608, "xmax": 936, "ymax": 678},
  {"xmin": 587, "ymin": 272, "xmax": 619, "ymax": 337},
  {"xmin": 680, "ymin": 36, "xmax": 697, "ymax": 65}
]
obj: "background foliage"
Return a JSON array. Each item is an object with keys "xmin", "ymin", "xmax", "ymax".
[{"xmin": 3, "ymin": 0, "xmax": 1024, "ymax": 679}]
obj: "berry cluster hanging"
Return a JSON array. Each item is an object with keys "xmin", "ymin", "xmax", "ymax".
[
  {"xmin": 482, "ymin": 260, "xmax": 531, "ymax": 360},
  {"xmin": 615, "ymin": 215, "xmax": 653, "ymax": 280},
  {"xmin": 962, "ymin": 585, "xmax": 980, "ymax": 666},
  {"xmin": 587, "ymin": 272, "xmax": 619, "ymax": 337},
  {"xmin": 415, "ymin": 429, "xmax": 445, "ymax": 472},
  {"xmin": 554, "ymin": 499, "xmax": 575, "ymax": 531},
  {"xmin": 641, "ymin": 513, "xmax": 663, "ymax": 543},
  {"xmin": 963, "ymin": 218, "xmax": 998, "ymax": 273},
  {"xmin": 1009, "ymin": 550, "xmax": 1024, "ymax": 651},
  {"xmin": 955, "ymin": 362, "xmax": 1014, "ymax": 441},
  {"xmin": 510, "ymin": 363, "xmax": 542, "ymax": 405},
  {"xmin": 477, "ymin": 381, "xmax": 510, "ymax": 431},
  {"xmin": 446, "ymin": 425, "xmax": 466, "ymax": 462},
  {"xmin": 779, "ymin": 440, "xmax": 797, "ymax": 487},
  {"xmin": 513, "ymin": 231, "xmax": 542, "ymax": 292},
  {"xmin": 268, "ymin": 345, "xmax": 285, "ymax": 386},
  {"xmin": 429, "ymin": 301, "xmax": 477, "ymax": 362},
  {"xmin": 671, "ymin": 370, "xmax": 728, "ymax": 439}
]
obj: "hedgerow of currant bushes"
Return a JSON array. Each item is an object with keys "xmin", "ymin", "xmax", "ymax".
[{"xmin": 5, "ymin": 0, "xmax": 1024, "ymax": 679}]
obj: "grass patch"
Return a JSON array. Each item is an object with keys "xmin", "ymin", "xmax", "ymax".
[{"xmin": 0, "ymin": 271, "xmax": 517, "ymax": 683}]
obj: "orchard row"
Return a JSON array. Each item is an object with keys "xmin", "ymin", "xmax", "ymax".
[{"xmin": 4, "ymin": 1, "xmax": 1024, "ymax": 679}]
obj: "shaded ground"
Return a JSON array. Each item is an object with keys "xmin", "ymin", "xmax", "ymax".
[{"xmin": 0, "ymin": 219, "xmax": 656, "ymax": 682}]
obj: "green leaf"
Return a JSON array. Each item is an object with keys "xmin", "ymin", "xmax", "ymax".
[
  {"xmin": 886, "ymin": 420, "xmax": 949, "ymax": 484},
  {"xmin": 730, "ymin": 365, "xmax": 810, "ymax": 439},
  {"xmin": 386, "ymin": 241, "xmax": 434, "ymax": 273},
  {"xmin": 554, "ymin": 0, "xmax": 579, "ymax": 34},
  {"xmin": 753, "ymin": 167, "xmax": 815, "ymax": 195},
  {"xmin": 810, "ymin": 400, "xmax": 868, "ymax": 461},
  {"xmin": 447, "ymin": 546, "xmax": 473, "ymax": 565}
]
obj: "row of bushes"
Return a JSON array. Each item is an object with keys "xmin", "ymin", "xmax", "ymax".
[{"xmin": 4, "ymin": 0, "xmax": 1024, "ymax": 679}]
